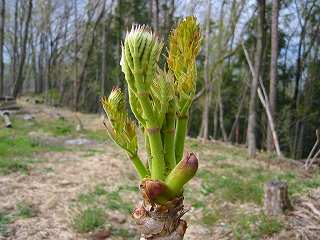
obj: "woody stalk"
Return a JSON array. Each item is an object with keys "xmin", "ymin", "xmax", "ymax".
[{"xmin": 101, "ymin": 17, "xmax": 201, "ymax": 240}]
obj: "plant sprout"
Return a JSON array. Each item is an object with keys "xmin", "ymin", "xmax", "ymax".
[{"xmin": 101, "ymin": 16, "xmax": 201, "ymax": 240}]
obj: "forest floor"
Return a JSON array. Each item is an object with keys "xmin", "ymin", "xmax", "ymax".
[{"xmin": 0, "ymin": 99, "xmax": 320, "ymax": 240}]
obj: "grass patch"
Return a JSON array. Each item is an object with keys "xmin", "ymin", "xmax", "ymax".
[
  {"xmin": 202, "ymin": 210, "xmax": 220, "ymax": 226},
  {"xmin": 16, "ymin": 201, "xmax": 37, "ymax": 218},
  {"xmin": 0, "ymin": 159, "xmax": 29, "ymax": 175},
  {"xmin": 0, "ymin": 211, "xmax": 12, "ymax": 237},
  {"xmin": 72, "ymin": 207, "xmax": 106, "ymax": 233},
  {"xmin": 111, "ymin": 227, "xmax": 136, "ymax": 239},
  {"xmin": 231, "ymin": 212, "xmax": 283, "ymax": 240},
  {"xmin": 77, "ymin": 184, "xmax": 134, "ymax": 214},
  {"xmin": 0, "ymin": 118, "xmax": 66, "ymax": 175},
  {"xmin": 199, "ymin": 169, "xmax": 264, "ymax": 204}
]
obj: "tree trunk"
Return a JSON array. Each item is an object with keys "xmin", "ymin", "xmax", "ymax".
[
  {"xmin": 75, "ymin": 0, "xmax": 106, "ymax": 110},
  {"xmin": 247, "ymin": 0, "xmax": 265, "ymax": 158},
  {"xmin": 11, "ymin": 0, "xmax": 18, "ymax": 92},
  {"xmin": 199, "ymin": 0, "xmax": 211, "ymax": 140},
  {"xmin": 154, "ymin": 0, "xmax": 159, "ymax": 33},
  {"xmin": 267, "ymin": 0, "xmax": 279, "ymax": 151},
  {"xmin": 0, "ymin": 0, "xmax": 4, "ymax": 96},
  {"xmin": 101, "ymin": 19, "xmax": 108, "ymax": 98},
  {"xmin": 219, "ymin": 95, "xmax": 227, "ymax": 141},
  {"xmin": 228, "ymin": 83, "xmax": 248, "ymax": 142},
  {"xmin": 12, "ymin": 0, "xmax": 33, "ymax": 97}
]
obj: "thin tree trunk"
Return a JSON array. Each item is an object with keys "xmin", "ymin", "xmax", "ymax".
[
  {"xmin": 228, "ymin": 83, "xmax": 248, "ymax": 141},
  {"xmin": 267, "ymin": 0, "xmax": 279, "ymax": 151},
  {"xmin": 219, "ymin": 95, "xmax": 227, "ymax": 141},
  {"xmin": 199, "ymin": 0, "xmax": 211, "ymax": 140},
  {"xmin": 213, "ymin": 101, "xmax": 218, "ymax": 139},
  {"xmin": 75, "ymin": 0, "xmax": 106, "ymax": 110},
  {"xmin": 0, "ymin": 0, "xmax": 5, "ymax": 96},
  {"xmin": 73, "ymin": 0, "xmax": 79, "ymax": 108},
  {"xmin": 243, "ymin": 44, "xmax": 282, "ymax": 157},
  {"xmin": 154, "ymin": 0, "xmax": 159, "ymax": 32},
  {"xmin": 247, "ymin": 0, "xmax": 265, "ymax": 158},
  {"xmin": 101, "ymin": 19, "xmax": 108, "ymax": 98},
  {"xmin": 12, "ymin": 0, "xmax": 18, "ymax": 93},
  {"xmin": 13, "ymin": 0, "xmax": 33, "ymax": 97}
]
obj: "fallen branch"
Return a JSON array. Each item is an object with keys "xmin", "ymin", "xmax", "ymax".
[
  {"xmin": 242, "ymin": 43, "xmax": 282, "ymax": 157},
  {"xmin": 304, "ymin": 129, "xmax": 320, "ymax": 170}
]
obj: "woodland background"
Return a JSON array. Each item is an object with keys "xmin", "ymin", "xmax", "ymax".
[{"xmin": 0, "ymin": 0, "xmax": 319, "ymax": 160}]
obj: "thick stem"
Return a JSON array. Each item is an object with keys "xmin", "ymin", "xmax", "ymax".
[
  {"xmin": 163, "ymin": 103, "xmax": 176, "ymax": 171},
  {"xmin": 147, "ymin": 127, "xmax": 165, "ymax": 180},
  {"xmin": 133, "ymin": 187, "xmax": 188, "ymax": 240},
  {"xmin": 174, "ymin": 115, "xmax": 188, "ymax": 163},
  {"xmin": 129, "ymin": 154, "xmax": 149, "ymax": 179}
]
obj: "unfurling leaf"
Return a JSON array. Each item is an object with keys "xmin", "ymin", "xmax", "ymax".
[{"xmin": 101, "ymin": 88, "xmax": 137, "ymax": 155}]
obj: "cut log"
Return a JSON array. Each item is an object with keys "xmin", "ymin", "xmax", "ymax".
[
  {"xmin": 264, "ymin": 180, "xmax": 292, "ymax": 216},
  {"xmin": 0, "ymin": 111, "xmax": 12, "ymax": 128}
]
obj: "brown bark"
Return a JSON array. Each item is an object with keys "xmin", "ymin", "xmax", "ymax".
[
  {"xmin": 12, "ymin": 0, "xmax": 33, "ymax": 97},
  {"xmin": 0, "ymin": 0, "xmax": 4, "ymax": 96},
  {"xmin": 247, "ymin": 0, "xmax": 265, "ymax": 158},
  {"xmin": 267, "ymin": 0, "xmax": 279, "ymax": 151}
]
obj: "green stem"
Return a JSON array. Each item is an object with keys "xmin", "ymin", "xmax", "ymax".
[
  {"xmin": 147, "ymin": 127, "xmax": 165, "ymax": 180},
  {"xmin": 174, "ymin": 115, "xmax": 188, "ymax": 163},
  {"xmin": 163, "ymin": 102, "xmax": 176, "ymax": 172},
  {"xmin": 129, "ymin": 153, "xmax": 149, "ymax": 179},
  {"xmin": 144, "ymin": 129, "xmax": 152, "ymax": 171}
]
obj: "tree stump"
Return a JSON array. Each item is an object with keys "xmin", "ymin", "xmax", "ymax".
[
  {"xmin": 0, "ymin": 111, "xmax": 12, "ymax": 128},
  {"xmin": 264, "ymin": 180, "xmax": 292, "ymax": 216}
]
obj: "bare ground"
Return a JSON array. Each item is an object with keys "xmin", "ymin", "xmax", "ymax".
[{"xmin": 0, "ymin": 100, "xmax": 319, "ymax": 240}]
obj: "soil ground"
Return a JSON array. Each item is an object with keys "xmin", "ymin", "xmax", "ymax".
[{"xmin": 0, "ymin": 99, "xmax": 319, "ymax": 240}]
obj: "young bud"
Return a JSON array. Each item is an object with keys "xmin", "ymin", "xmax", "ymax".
[
  {"xmin": 165, "ymin": 152, "xmax": 199, "ymax": 196},
  {"xmin": 167, "ymin": 16, "xmax": 201, "ymax": 112},
  {"xmin": 121, "ymin": 25, "xmax": 163, "ymax": 92},
  {"xmin": 101, "ymin": 88, "xmax": 137, "ymax": 155},
  {"xmin": 141, "ymin": 179, "xmax": 173, "ymax": 204}
]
